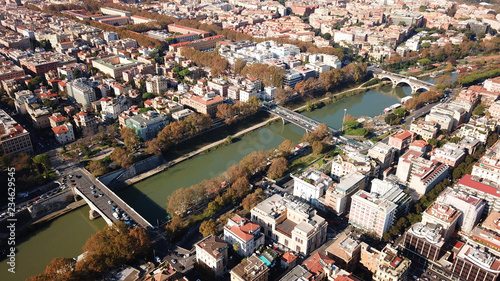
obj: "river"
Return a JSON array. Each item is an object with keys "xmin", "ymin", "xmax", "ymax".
[{"xmin": 0, "ymin": 75, "xmax": 445, "ymax": 280}]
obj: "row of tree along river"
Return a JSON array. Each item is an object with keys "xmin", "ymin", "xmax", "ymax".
[{"xmin": 1, "ymin": 79, "xmax": 441, "ymax": 280}]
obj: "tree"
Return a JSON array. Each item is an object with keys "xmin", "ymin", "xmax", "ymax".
[
  {"xmin": 142, "ymin": 92, "xmax": 154, "ymax": 100},
  {"xmin": 473, "ymin": 104, "xmax": 486, "ymax": 116},
  {"xmin": 343, "ymin": 114, "xmax": 357, "ymax": 122},
  {"xmin": 312, "ymin": 141, "xmax": 325, "ymax": 155},
  {"xmin": 33, "ymin": 154, "xmax": 51, "ymax": 173},
  {"xmin": 342, "ymin": 121, "xmax": 360, "ymax": 129},
  {"xmin": 435, "ymin": 75, "xmax": 453, "ymax": 88},
  {"xmin": 242, "ymin": 188, "xmax": 265, "ymax": 212},
  {"xmin": 199, "ymin": 219, "xmax": 218, "ymax": 237},
  {"xmin": 239, "ymin": 151, "xmax": 267, "ymax": 174},
  {"xmin": 385, "ymin": 113, "xmax": 398, "ymax": 125},
  {"xmin": 225, "ymin": 164, "xmax": 248, "ymax": 183},
  {"xmin": 216, "ymin": 103, "xmax": 237, "ymax": 125},
  {"xmin": 87, "ymin": 160, "xmax": 108, "ymax": 176},
  {"xmin": 393, "ymin": 107, "xmax": 407, "ymax": 117},
  {"xmin": 232, "ymin": 177, "xmax": 250, "ymax": 197},
  {"xmin": 41, "ymin": 257, "xmax": 76, "ymax": 281},
  {"xmin": 267, "ymin": 157, "xmax": 288, "ymax": 179},
  {"xmin": 110, "ymin": 147, "xmax": 134, "ymax": 168},
  {"xmin": 121, "ymin": 127, "xmax": 139, "ymax": 151},
  {"xmin": 278, "ymin": 139, "xmax": 295, "ymax": 157},
  {"xmin": 233, "ymin": 59, "xmax": 246, "ymax": 74}
]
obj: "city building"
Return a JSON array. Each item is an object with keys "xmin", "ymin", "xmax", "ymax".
[
  {"xmin": 451, "ymin": 243, "xmax": 500, "ymax": 281},
  {"xmin": 409, "ymin": 120, "xmax": 438, "ymax": 141},
  {"xmin": 230, "ymin": 254, "xmax": 268, "ymax": 281},
  {"xmin": 324, "ymin": 172, "xmax": 366, "ymax": 215},
  {"xmin": 180, "ymin": 93, "xmax": 224, "ymax": 117},
  {"xmin": 330, "ymin": 151, "xmax": 379, "ymax": 181},
  {"xmin": 422, "ymin": 202, "xmax": 461, "ymax": 241},
  {"xmin": 456, "ymin": 175, "xmax": 500, "ymax": 214},
  {"xmin": 349, "ymin": 190, "xmax": 398, "ymax": 238},
  {"xmin": 403, "ymin": 222, "xmax": 446, "ymax": 262},
  {"xmin": 66, "ymin": 78, "xmax": 96, "ymax": 107},
  {"xmin": 436, "ymin": 187, "xmax": 485, "ymax": 233},
  {"xmin": 0, "ymin": 109, "xmax": 33, "ymax": 155},
  {"xmin": 430, "ymin": 143, "xmax": 466, "ymax": 168},
  {"xmin": 251, "ymin": 194, "xmax": 327, "ymax": 255},
  {"xmin": 368, "ymin": 142, "xmax": 395, "ymax": 170},
  {"xmin": 325, "ymin": 233, "xmax": 361, "ymax": 271},
  {"xmin": 20, "ymin": 52, "xmax": 76, "ymax": 76},
  {"xmin": 100, "ymin": 7, "xmax": 131, "ymax": 17},
  {"xmin": 388, "ymin": 130, "xmax": 417, "ymax": 151},
  {"xmin": 195, "ymin": 235, "xmax": 229, "ymax": 277},
  {"xmin": 145, "ymin": 76, "xmax": 169, "ymax": 95},
  {"xmin": 472, "ymin": 140, "xmax": 500, "ymax": 182},
  {"xmin": 52, "ymin": 123, "xmax": 75, "ymax": 145},
  {"xmin": 223, "ymin": 215, "xmax": 264, "ymax": 257},
  {"xmin": 125, "ymin": 111, "xmax": 169, "ymax": 141},
  {"xmin": 292, "ymin": 169, "xmax": 334, "ymax": 207},
  {"xmin": 92, "ymin": 56, "xmax": 143, "ymax": 79},
  {"xmin": 396, "ymin": 150, "xmax": 448, "ymax": 197}
]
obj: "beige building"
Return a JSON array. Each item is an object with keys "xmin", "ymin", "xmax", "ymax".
[
  {"xmin": 230, "ymin": 254, "xmax": 268, "ymax": 281},
  {"xmin": 251, "ymin": 194, "xmax": 327, "ymax": 255},
  {"xmin": 181, "ymin": 93, "xmax": 224, "ymax": 117},
  {"xmin": 409, "ymin": 120, "xmax": 438, "ymax": 141},
  {"xmin": 92, "ymin": 56, "xmax": 143, "ymax": 79},
  {"xmin": 0, "ymin": 109, "xmax": 33, "ymax": 155},
  {"xmin": 195, "ymin": 235, "xmax": 229, "ymax": 277},
  {"xmin": 421, "ymin": 202, "xmax": 461, "ymax": 241},
  {"xmin": 488, "ymin": 100, "xmax": 500, "ymax": 119}
]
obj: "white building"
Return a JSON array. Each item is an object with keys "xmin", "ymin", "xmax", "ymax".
[
  {"xmin": 368, "ymin": 142, "xmax": 396, "ymax": 169},
  {"xmin": 67, "ymin": 78, "xmax": 96, "ymax": 107},
  {"xmin": 436, "ymin": 187, "xmax": 486, "ymax": 233},
  {"xmin": 421, "ymin": 202, "xmax": 461, "ymax": 241},
  {"xmin": 292, "ymin": 169, "xmax": 334, "ymax": 207},
  {"xmin": 349, "ymin": 190, "xmax": 398, "ymax": 237},
  {"xmin": 430, "ymin": 143, "xmax": 466, "ymax": 168},
  {"xmin": 51, "ymin": 123, "xmax": 75, "ymax": 144},
  {"xmin": 251, "ymin": 194, "xmax": 327, "ymax": 255},
  {"xmin": 223, "ymin": 215, "xmax": 264, "ymax": 257},
  {"xmin": 195, "ymin": 235, "xmax": 229, "ymax": 277},
  {"xmin": 471, "ymin": 140, "xmax": 500, "ymax": 182},
  {"xmin": 103, "ymin": 31, "xmax": 119, "ymax": 43},
  {"xmin": 145, "ymin": 75, "xmax": 169, "ymax": 95}
]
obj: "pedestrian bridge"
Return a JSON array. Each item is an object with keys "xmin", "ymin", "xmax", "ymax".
[
  {"xmin": 72, "ymin": 169, "xmax": 152, "ymax": 230},
  {"xmin": 266, "ymin": 105, "xmax": 338, "ymax": 135},
  {"xmin": 373, "ymin": 71, "xmax": 435, "ymax": 93}
]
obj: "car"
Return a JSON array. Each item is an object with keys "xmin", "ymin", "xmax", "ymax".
[
  {"xmin": 71, "ymin": 180, "xmax": 75, "ymax": 183},
  {"xmin": 91, "ymin": 190, "xmax": 96, "ymax": 194},
  {"xmin": 90, "ymin": 185, "xmax": 95, "ymax": 190},
  {"xmin": 171, "ymin": 259, "xmax": 177, "ymax": 264},
  {"xmin": 98, "ymin": 193, "xmax": 103, "ymax": 197},
  {"xmin": 179, "ymin": 265, "xmax": 185, "ymax": 270},
  {"xmin": 71, "ymin": 183, "xmax": 76, "ymax": 186},
  {"xmin": 34, "ymin": 197, "xmax": 39, "ymax": 202},
  {"xmin": 108, "ymin": 200, "xmax": 113, "ymax": 205}
]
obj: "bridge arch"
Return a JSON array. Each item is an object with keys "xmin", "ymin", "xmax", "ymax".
[{"xmin": 395, "ymin": 80, "xmax": 413, "ymax": 88}]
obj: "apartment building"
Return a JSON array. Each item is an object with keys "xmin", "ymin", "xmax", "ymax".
[
  {"xmin": 207, "ymin": 78, "xmax": 230, "ymax": 97},
  {"xmin": 471, "ymin": 140, "xmax": 500, "ymax": 182},
  {"xmin": 457, "ymin": 122, "xmax": 491, "ymax": 143},
  {"xmin": 100, "ymin": 96, "xmax": 127, "ymax": 121},
  {"xmin": 125, "ymin": 111, "xmax": 169, "ymax": 141},
  {"xmin": 180, "ymin": 93, "xmax": 224, "ymax": 117},
  {"xmin": 223, "ymin": 215, "xmax": 264, "ymax": 257},
  {"xmin": 388, "ymin": 130, "xmax": 417, "ymax": 151},
  {"xmin": 145, "ymin": 75, "xmax": 169, "ymax": 95},
  {"xmin": 20, "ymin": 52, "xmax": 76, "ymax": 76},
  {"xmin": 349, "ymin": 190, "xmax": 398, "ymax": 238},
  {"xmin": 422, "ymin": 202, "xmax": 461, "ymax": 241},
  {"xmin": 324, "ymin": 172, "xmax": 366, "ymax": 215},
  {"xmin": 396, "ymin": 150, "xmax": 448, "ymax": 197},
  {"xmin": 49, "ymin": 113, "xmax": 68, "ymax": 128},
  {"xmin": 66, "ymin": 78, "xmax": 96, "ymax": 107},
  {"xmin": 367, "ymin": 142, "xmax": 395, "ymax": 169},
  {"xmin": 325, "ymin": 233, "xmax": 360, "ymax": 271},
  {"xmin": 92, "ymin": 56, "xmax": 143, "ymax": 79},
  {"xmin": 292, "ymin": 169, "xmax": 334, "ymax": 208},
  {"xmin": 52, "ymin": 123, "xmax": 75, "ymax": 145},
  {"xmin": 451, "ymin": 243, "xmax": 500, "ymax": 281},
  {"xmin": 230, "ymin": 254, "xmax": 268, "ymax": 281},
  {"xmin": 484, "ymin": 77, "xmax": 500, "ymax": 93},
  {"xmin": 456, "ymin": 175, "xmax": 500, "ymax": 214},
  {"xmin": 73, "ymin": 111, "xmax": 99, "ymax": 135},
  {"xmin": 250, "ymin": 194, "xmax": 327, "ymax": 256},
  {"xmin": 409, "ymin": 120, "xmax": 438, "ymax": 141},
  {"xmin": 330, "ymin": 151, "xmax": 379, "ymax": 181},
  {"xmin": 372, "ymin": 245, "xmax": 411, "ymax": 281},
  {"xmin": 436, "ymin": 187, "xmax": 485, "ymax": 233},
  {"xmin": 403, "ymin": 222, "xmax": 446, "ymax": 262},
  {"xmin": 430, "ymin": 143, "xmax": 466, "ymax": 168},
  {"xmin": 195, "ymin": 235, "xmax": 229, "ymax": 277},
  {"xmin": 0, "ymin": 109, "xmax": 33, "ymax": 155}
]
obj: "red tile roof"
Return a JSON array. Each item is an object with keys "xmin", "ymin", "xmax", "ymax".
[
  {"xmin": 457, "ymin": 175, "xmax": 500, "ymax": 197},
  {"xmin": 52, "ymin": 125, "xmax": 68, "ymax": 134},
  {"xmin": 229, "ymin": 222, "xmax": 260, "ymax": 242},
  {"xmin": 281, "ymin": 252, "xmax": 298, "ymax": 264},
  {"xmin": 302, "ymin": 252, "xmax": 334, "ymax": 277}
]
